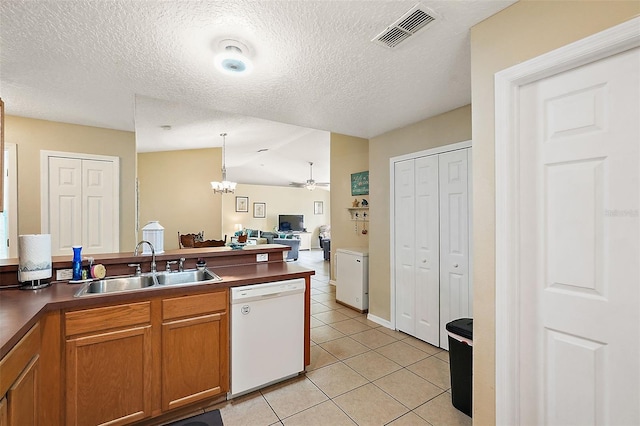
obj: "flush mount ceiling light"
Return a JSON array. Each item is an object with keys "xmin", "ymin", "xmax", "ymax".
[
  {"xmin": 211, "ymin": 132, "xmax": 237, "ymax": 194},
  {"xmin": 214, "ymin": 39, "xmax": 253, "ymax": 76}
]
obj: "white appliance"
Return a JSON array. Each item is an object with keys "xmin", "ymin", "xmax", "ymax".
[
  {"xmin": 336, "ymin": 248, "xmax": 369, "ymax": 311},
  {"xmin": 230, "ymin": 279, "xmax": 305, "ymax": 397}
]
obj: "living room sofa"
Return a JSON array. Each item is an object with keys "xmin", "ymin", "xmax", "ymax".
[
  {"xmin": 242, "ymin": 229, "xmax": 279, "ymax": 244},
  {"xmin": 273, "ymin": 238, "xmax": 300, "ymax": 261}
]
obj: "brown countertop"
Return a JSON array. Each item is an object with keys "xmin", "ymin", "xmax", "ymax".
[{"xmin": 0, "ymin": 261, "xmax": 314, "ymax": 359}]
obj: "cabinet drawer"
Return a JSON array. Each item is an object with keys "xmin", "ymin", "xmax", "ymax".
[
  {"xmin": 65, "ymin": 301, "xmax": 151, "ymax": 336},
  {"xmin": 163, "ymin": 290, "xmax": 227, "ymax": 320}
]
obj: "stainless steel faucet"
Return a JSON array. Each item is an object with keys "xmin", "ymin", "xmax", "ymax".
[
  {"xmin": 165, "ymin": 260, "xmax": 177, "ymax": 273},
  {"xmin": 128, "ymin": 263, "xmax": 142, "ymax": 276},
  {"xmin": 134, "ymin": 240, "xmax": 156, "ymax": 274}
]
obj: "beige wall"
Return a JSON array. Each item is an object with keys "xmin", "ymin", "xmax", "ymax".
[
  {"xmin": 367, "ymin": 105, "xmax": 472, "ymax": 320},
  {"xmin": 137, "ymin": 149, "xmax": 223, "ymax": 251},
  {"xmin": 329, "ymin": 134, "xmax": 369, "ymax": 280},
  {"xmin": 470, "ymin": 1, "xmax": 640, "ymax": 424},
  {"xmin": 5, "ymin": 115, "xmax": 137, "ymax": 252},
  {"xmin": 221, "ymin": 183, "xmax": 330, "ymax": 245}
]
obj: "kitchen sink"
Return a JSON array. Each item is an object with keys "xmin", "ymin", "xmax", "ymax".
[
  {"xmin": 74, "ymin": 275, "xmax": 158, "ymax": 297},
  {"xmin": 74, "ymin": 269, "xmax": 223, "ymax": 297},
  {"xmin": 155, "ymin": 269, "xmax": 222, "ymax": 286}
]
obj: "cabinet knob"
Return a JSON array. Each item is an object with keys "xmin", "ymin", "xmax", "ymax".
[
  {"xmin": 453, "ymin": 264, "xmax": 459, "ymax": 268},
  {"xmin": 422, "ymin": 259, "xmax": 427, "ymax": 263}
]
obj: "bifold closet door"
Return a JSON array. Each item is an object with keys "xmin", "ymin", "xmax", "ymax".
[
  {"xmin": 438, "ymin": 149, "xmax": 471, "ymax": 350},
  {"xmin": 48, "ymin": 156, "xmax": 117, "ymax": 256},
  {"xmin": 395, "ymin": 156, "xmax": 440, "ymax": 345}
]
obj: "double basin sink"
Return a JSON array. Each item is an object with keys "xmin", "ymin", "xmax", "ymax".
[{"xmin": 74, "ymin": 269, "xmax": 223, "ymax": 297}]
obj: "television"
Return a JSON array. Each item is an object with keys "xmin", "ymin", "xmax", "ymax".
[{"xmin": 278, "ymin": 214, "xmax": 305, "ymax": 232}]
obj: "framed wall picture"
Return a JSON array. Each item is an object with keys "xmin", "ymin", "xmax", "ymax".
[
  {"xmin": 314, "ymin": 201, "xmax": 323, "ymax": 215},
  {"xmin": 235, "ymin": 196, "xmax": 249, "ymax": 212},
  {"xmin": 351, "ymin": 170, "xmax": 369, "ymax": 196},
  {"xmin": 253, "ymin": 202, "xmax": 266, "ymax": 218}
]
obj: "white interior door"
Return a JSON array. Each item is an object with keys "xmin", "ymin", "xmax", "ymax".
[
  {"xmin": 43, "ymin": 151, "xmax": 119, "ymax": 256},
  {"xmin": 49, "ymin": 156, "xmax": 83, "ymax": 254},
  {"xmin": 395, "ymin": 159, "xmax": 416, "ymax": 335},
  {"xmin": 518, "ymin": 47, "xmax": 639, "ymax": 425},
  {"xmin": 82, "ymin": 159, "xmax": 115, "ymax": 254},
  {"xmin": 414, "ymin": 155, "xmax": 440, "ymax": 345},
  {"xmin": 394, "ymin": 146, "xmax": 472, "ymax": 348},
  {"xmin": 438, "ymin": 149, "xmax": 471, "ymax": 350}
]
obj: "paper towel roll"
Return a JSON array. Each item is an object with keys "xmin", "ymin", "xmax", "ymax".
[{"xmin": 18, "ymin": 234, "xmax": 52, "ymax": 282}]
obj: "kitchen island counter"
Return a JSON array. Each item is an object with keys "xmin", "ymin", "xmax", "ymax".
[{"xmin": 0, "ymin": 245, "xmax": 313, "ymax": 359}]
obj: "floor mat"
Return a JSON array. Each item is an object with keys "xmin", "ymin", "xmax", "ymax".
[{"xmin": 166, "ymin": 409, "xmax": 223, "ymax": 426}]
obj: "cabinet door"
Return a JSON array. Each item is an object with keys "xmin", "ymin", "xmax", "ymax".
[
  {"xmin": 0, "ymin": 397, "xmax": 7, "ymax": 426},
  {"xmin": 7, "ymin": 356, "xmax": 38, "ymax": 426},
  {"xmin": 161, "ymin": 312, "xmax": 227, "ymax": 411},
  {"xmin": 66, "ymin": 326, "xmax": 152, "ymax": 426}
]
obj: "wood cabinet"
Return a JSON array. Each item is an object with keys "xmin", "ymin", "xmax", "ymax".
[
  {"xmin": 63, "ymin": 290, "xmax": 229, "ymax": 424},
  {"xmin": 65, "ymin": 302, "xmax": 152, "ymax": 426},
  {"xmin": 0, "ymin": 323, "xmax": 40, "ymax": 426},
  {"xmin": 0, "ymin": 397, "xmax": 7, "ymax": 426},
  {"xmin": 6, "ymin": 356, "xmax": 38, "ymax": 426},
  {"xmin": 161, "ymin": 291, "xmax": 228, "ymax": 411}
]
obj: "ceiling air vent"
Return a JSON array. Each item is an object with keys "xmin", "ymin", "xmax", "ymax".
[{"xmin": 372, "ymin": 4, "xmax": 438, "ymax": 48}]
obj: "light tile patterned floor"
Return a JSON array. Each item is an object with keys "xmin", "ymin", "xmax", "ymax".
[{"xmin": 208, "ymin": 250, "xmax": 472, "ymax": 426}]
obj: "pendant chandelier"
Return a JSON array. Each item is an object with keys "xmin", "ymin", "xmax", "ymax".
[{"xmin": 210, "ymin": 132, "xmax": 237, "ymax": 194}]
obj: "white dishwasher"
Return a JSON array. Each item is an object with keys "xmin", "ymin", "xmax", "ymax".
[{"xmin": 230, "ymin": 279, "xmax": 305, "ymax": 397}]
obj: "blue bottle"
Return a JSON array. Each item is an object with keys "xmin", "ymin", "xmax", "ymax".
[{"xmin": 72, "ymin": 246, "xmax": 82, "ymax": 281}]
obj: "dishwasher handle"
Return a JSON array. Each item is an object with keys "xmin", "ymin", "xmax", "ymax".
[
  {"xmin": 231, "ymin": 279, "xmax": 305, "ymax": 303},
  {"xmin": 261, "ymin": 292, "xmax": 282, "ymax": 298}
]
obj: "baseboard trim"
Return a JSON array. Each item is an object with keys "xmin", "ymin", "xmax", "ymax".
[
  {"xmin": 367, "ymin": 313, "xmax": 393, "ymax": 329},
  {"xmin": 335, "ymin": 299, "xmax": 367, "ymax": 314}
]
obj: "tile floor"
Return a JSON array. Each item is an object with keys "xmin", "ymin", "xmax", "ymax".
[{"xmin": 208, "ymin": 250, "xmax": 472, "ymax": 426}]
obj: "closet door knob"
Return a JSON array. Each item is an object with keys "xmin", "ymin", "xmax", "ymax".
[
  {"xmin": 453, "ymin": 264, "xmax": 459, "ymax": 268},
  {"xmin": 422, "ymin": 259, "xmax": 427, "ymax": 263}
]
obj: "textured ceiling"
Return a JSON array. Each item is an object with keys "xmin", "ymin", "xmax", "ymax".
[{"xmin": 0, "ymin": 0, "xmax": 515, "ymax": 186}]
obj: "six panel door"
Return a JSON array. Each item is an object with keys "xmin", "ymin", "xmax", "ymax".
[{"xmin": 518, "ymin": 47, "xmax": 639, "ymax": 424}]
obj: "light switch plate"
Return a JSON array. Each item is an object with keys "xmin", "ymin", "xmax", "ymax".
[
  {"xmin": 56, "ymin": 269, "xmax": 73, "ymax": 280},
  {"xmin": 256, "ymin": 253, "xmax": 268, "ymax": 262}
]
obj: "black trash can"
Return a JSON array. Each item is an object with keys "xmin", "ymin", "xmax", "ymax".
[{"xmin": 446, "ymin": 318, "xmax": 473, "ymax": 417}]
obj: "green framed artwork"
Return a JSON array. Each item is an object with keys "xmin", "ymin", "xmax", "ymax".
[{"xmin": 351, "ymin": 171, "xmax": 369, "ymax": 196}]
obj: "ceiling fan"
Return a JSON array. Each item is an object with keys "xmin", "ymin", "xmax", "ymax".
[{"xmin": 290, "ymin": 162, "xmax": 330, "ymax": 190}]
